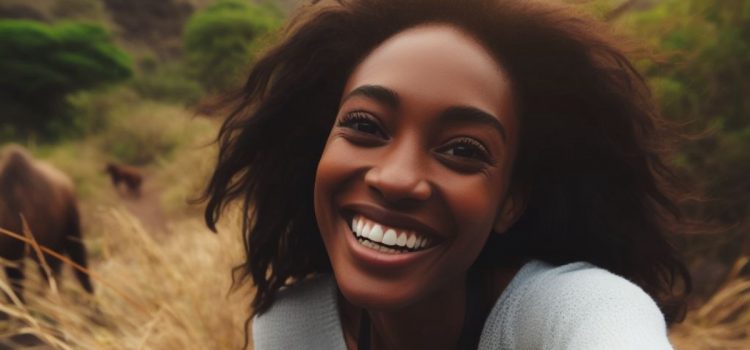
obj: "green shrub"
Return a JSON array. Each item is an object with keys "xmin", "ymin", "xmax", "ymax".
[
  {"xmin": 0, "ymin": 20, "xmax": 132, "ymax": 140},
  {"xmin": 183, "ymin": 0, "xmax": 282, "ymax": 93}
]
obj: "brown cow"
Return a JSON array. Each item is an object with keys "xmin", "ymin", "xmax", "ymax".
[
  {"xmin": 105, "ymin": 162, "xmax": 143, "ymax": 197},
  {"xmin": 0, "ymin": 145, "xmax": 94, "ymax": 301}
]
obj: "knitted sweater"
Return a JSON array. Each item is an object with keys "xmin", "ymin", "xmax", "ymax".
[{"xmin": 252, "ymin": 260, "xmax": 674, "ymax": 350}]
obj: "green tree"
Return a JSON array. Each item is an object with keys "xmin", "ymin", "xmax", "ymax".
[
  {"xmin": 0, "ymin": 20, "xmax": 132, "ymax": 140},
  {"xmin": 183, "ymin": 0, "xmax": 282, "ymax": 93}
]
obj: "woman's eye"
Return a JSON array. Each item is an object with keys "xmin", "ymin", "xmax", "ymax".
[
  {"xmin": 337, "ymin": 111, "xmax": 387, "ymax": 138},
  {"xmin": 437, "ymin": 138, "xmax": 492, "ymax": 163}
]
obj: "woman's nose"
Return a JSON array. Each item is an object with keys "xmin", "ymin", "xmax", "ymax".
[{"xmin": 364, "ymin": 142, "xmax": 432, "ymax": 204}]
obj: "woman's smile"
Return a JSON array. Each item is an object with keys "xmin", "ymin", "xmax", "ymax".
[
  {"xmin": 336, "ymin": 203, "xmax": 447, "ymax": 272},
  {"xmin": 345, "ymin": 204, "xmax": 442, "ymax": 254},
  {"xmin": 342, "ymin": 211, "xmax": 442, "ymax": 270}
]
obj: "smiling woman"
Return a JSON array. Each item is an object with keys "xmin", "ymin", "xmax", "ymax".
[{"xmin": 201, "ymin": 0, "xmax": 691, "ymax": 349}]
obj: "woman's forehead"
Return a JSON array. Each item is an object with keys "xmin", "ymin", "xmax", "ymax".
[{"xmin": 341, "ymin": 24, "xmax": 517, "ymax": 134}]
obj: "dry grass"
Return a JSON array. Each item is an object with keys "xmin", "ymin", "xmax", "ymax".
[
  {"xmin": 669, "ymin": 258, "xmax": 750, "ymax": 350},
  {"xmin": 5, "ymin": 218, "xmax": 750, "ymax": 350},
  {"xmin": 1, "ymin": 208, "xmax": 251, "ymax": 350}
]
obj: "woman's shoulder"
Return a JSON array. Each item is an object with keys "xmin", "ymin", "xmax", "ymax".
[
  {"xmin": 514, "ymin": 260, "xmax": 656, "ymax": 304},
  {"xmin": 479, "ymin": 260, "xmax": 673, "ymax": 350},
  {"xmin": 260, "ymin": 274, "xmax": 337, "ymax": 310},
  {"xmin": 252, "ymin": 274, "xmax": 347, "ymax": 350}
]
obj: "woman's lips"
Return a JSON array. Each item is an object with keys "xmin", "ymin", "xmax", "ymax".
[{"xmin": 339, "ymin": 203, "xmax": 445, "ymax": 268}]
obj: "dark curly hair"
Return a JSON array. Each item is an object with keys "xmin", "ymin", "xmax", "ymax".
[{"xmin": 201, "ymin": 0, "xmax": 692, "ymax": 338}]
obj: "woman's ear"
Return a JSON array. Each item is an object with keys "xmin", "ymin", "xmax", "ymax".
[{"xmin": 493, "ymin": 190, "xmax": 526, "ymax": 234}]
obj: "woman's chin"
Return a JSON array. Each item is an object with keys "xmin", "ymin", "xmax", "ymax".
[{"xmin": 334, "ymin": 272, "xmax": 422, "ymax": 312}]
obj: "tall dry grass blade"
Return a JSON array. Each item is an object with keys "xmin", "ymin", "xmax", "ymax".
[
  {"xmin": 135, "ymin": 308, "xmax": 164, "ymax": 350},
  {"xmin": 696, "ymin": 279, "xmax": 750, "ymax": 323},
  {"xmin": 20, "ymin": 214, "xmax": 59, "ymax": 294},
  {"xmin": 0, "ymin": 268, "xmax": 25, "ymax": 310},
  {"xmin": 723, "ymin": 256, "xmax": 750, "ymax": 286},
  {"xmin": 13, "ymin": 327, "xmax": 74, "ymax": 350}
]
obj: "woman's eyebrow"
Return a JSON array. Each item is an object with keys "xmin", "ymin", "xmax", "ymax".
[
  {"xmin": 440, "ymin": 106, "xmax": 508, "ymax": 142},
  {"xmin": 341, "ymin": 85, "xmax": 400, "ymax": 109}
]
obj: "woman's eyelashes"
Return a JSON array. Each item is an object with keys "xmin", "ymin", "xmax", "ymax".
[
  {"xmin": 337, "ymin": 111, "xmax": 388, "ymax": 140},
  {"xmin": 436, "ymin": 137, "xmax": 494, "ymax": 164}
]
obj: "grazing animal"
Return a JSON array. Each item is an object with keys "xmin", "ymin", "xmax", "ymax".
[
  {"xmin": 0, "ymin": 145, "xmax": 94, "ymax": 300},
  {"xmin": 105, "ymin": 162, "xmax": 143, "ymax": 197}
]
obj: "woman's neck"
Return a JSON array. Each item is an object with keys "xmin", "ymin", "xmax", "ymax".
[
  {"xmin": 340, "ymin": 281, "xmax": 466, "ymax": 350},
  {"xmin": 370, "ymin": 283, "xmax": 466, "ymax": 350},
  {"xmin": 339, "ymin": 265, "xmax": 521, "ymax": 350}
]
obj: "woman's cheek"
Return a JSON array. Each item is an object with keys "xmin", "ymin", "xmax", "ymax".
[{"xmin": 441, "ymin": 172, "xmax": 503, "ymax": 234}]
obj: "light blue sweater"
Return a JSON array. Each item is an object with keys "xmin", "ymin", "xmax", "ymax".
[{"xmin": 252, "ymin": 260, "xmax": 674, "ymax": 349}]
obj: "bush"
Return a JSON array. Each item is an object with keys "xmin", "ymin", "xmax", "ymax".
[
  {"xmin": 183, "ymin": 0, "xmax": 282, "ymax": 93},
  {"xmin": 0, "ymin": 20, "xmax": 132, "ymax": 140}
]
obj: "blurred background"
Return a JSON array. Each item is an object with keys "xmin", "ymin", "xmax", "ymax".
[{"xmin": 0, "ymin": 0, "xmax": 747, "ymax": 349}]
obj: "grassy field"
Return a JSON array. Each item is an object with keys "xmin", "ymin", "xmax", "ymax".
[{"xmin": 2, "ymin": 207, "xmax": 749, "ymax": 350}]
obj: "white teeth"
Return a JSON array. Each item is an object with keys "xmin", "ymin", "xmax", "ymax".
[
  {"xmin": 406, "ymin": 234, "xmax": 416, "ymax": 249},
  {"xmin": 396, "ymin": 232, "xmax": 407, "ymax": 247},
  {"xmin": 361, "ymin": 222, "xmax": 371, "ymax": 239},
  {"xmin": 352, "ymin": 215, "xmax": 435, "ymax": 252},
  {"xmin": 357, "ymin": 237, "xmax": 416, "ymax": 255},
  {"xmin": 369, "ymin": 224, "xmax": 384, "ymax": 243},
  {"xmin": 382, "ymin": 229, "xmax": 397, "ymax": 246}
]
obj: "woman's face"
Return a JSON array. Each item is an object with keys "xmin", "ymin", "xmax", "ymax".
[{"xmin": 314, "ymin": 24, "xmax": 521, "ymax": 310}]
